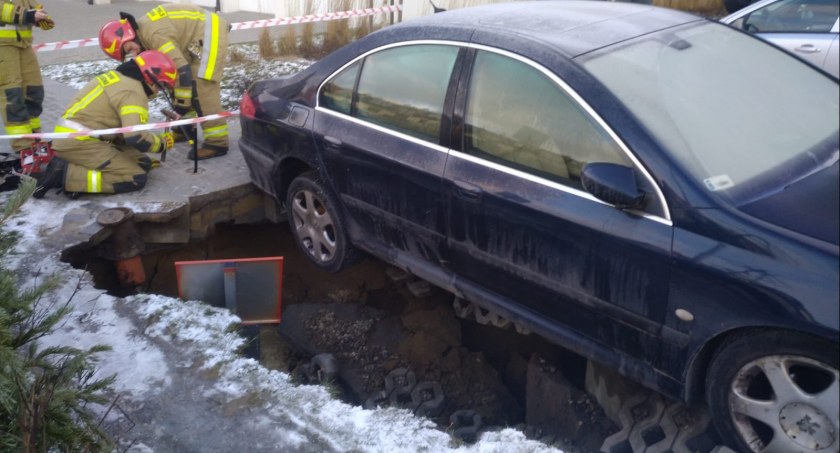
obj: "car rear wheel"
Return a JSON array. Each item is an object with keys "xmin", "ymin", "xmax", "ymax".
[
  {"xmin": 706, "ymin": 331, "xmax": 839, "ymax": 453},
  {"xmin": 286, "ymin": 172, "xmax": 357, "ymax": 273}
]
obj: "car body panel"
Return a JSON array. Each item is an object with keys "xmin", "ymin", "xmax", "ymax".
[
  {"xmin": 721, "ymin": 0, "xmax": 840, "ymax": 77},
  {"xmin": 238, "ymin": 1, "xmax": 840, "ymax": 404}
]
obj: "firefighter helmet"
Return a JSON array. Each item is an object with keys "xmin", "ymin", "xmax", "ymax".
[
  {"xmin": 98, "ymin": 19, "xmax": 136, "ymax": 61},
  {"xmin": 135, "ymin": 51, "xmax": 178, "ymax": 91}
]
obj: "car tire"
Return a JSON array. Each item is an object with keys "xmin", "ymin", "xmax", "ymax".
[
  {"xmin": 705, "ymin": 331, "xmax": 839, "ymax": 453},
  {"xmin": 286, "ymin": 171, "xmax": 358, "ymax": 273}
]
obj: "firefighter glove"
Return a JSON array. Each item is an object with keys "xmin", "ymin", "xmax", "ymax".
[
  {"xmin": 37, "ymin": 17, "xmax": 55, "ymax": 30},
  {"xmin": 158, "ymin": 131, "xmax": 175, "ymax": 152}
]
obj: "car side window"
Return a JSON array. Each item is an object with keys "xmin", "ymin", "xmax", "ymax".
[
  {"xmin": 321, "ymin": 61, "xmax": 360, "ymax": 115},
  {"xmin": 344, "ymin": 44, "xmax": 459, "ymax": 143},
  {"xmin": 464, "ymin": 50, "xmax": 630, "ymax": 187},
  {"xmin": 737, "ymin": 0, "xmax": 839, "ymax": 33}
]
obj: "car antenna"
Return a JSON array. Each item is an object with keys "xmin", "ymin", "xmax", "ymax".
[{"xmin": 429, "ymin": 0, "xmax": 446, "ymax": 13}]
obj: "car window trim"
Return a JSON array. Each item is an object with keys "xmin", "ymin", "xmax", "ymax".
[
  {"xmin": 449, "ymin": 149, "xmax": 672, "ymax": 226},
  {"xmin": 464, "ymin": 43, "xmax": 672, "ymax": 222},
  {"xmin": 314, "ymin": 107, "xmax": 452, "ymax": 155},
  {"xmin": 315, "ymin": 39, "xmax": 671, "ymax": 223},
  {"xmin": 317, "ymin": 40, "xmax": 464, "ymax": 147},
  {"xmin": 316, "ymin": 40, "xmax": 467, "ymax": 112}
]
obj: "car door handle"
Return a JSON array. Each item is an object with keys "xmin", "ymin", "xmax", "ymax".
[
  {"xmin": 453, "ymin": 180, "xmax": 482, "ymax": 202},
  {"xmin": 324, "ymin": 135, "xmax": 343, "ymax": 146},
  {"xmin": 795, "ymin": 44, "xmax": 821, "ymax": 54}
]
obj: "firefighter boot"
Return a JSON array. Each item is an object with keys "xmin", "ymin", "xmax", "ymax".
[
  {"xmin": 187, "ymin": 143, "xmax": 228, "ymax": 160},
  {"xmin": 33, "ymin": 157, "xmax": 67, "ymax": 199}
]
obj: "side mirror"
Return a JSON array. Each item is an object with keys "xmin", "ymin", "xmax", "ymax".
[{"xmin": 581, "ymin": 163, "xmax": 646, "ymax": 209}]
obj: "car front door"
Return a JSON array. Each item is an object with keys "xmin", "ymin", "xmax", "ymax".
[
  {"xmin": 313, "ymin": 43, "xmax": 463, "ymax": 273},
  {"xmin": 731, "ymin": 0, "xmax": 840, "ymax": 76},
  {"xmin": 444, "ymin": 48, "xmax": 674, "ymax": 365}
]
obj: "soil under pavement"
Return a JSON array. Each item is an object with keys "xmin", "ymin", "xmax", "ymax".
[{"xmin": 73, "ymin": 221, "xmax": 618, "ymax": 452}]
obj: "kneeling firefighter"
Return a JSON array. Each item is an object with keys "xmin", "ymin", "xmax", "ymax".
[{"xmin": 34, "ymin": 50, "xmax": 176, "ymax": 198}]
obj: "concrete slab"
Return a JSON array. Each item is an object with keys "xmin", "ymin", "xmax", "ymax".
[
  {"xmin": 37, "ymin": 75, "xmax": 267, "ymax": 248},
  {"xmin": 16, "ymin": 1, "xmax": 281, "ymax": 249}
]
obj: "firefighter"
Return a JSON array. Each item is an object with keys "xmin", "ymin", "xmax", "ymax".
[
  {"xmin": 0, "ymin": 1, "xmax": 54, "ymax": 164},
  {"xmin": 33, "ymin": 50, "xmax": 177, "ymax": 199},
  {"xmin": 98, "ymin": 5, "xmax": 229, "ymax": 160}
]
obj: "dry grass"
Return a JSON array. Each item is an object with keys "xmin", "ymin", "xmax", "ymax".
[
  {"xmin": 265, "ymin": 0, "xmax": 373, "ymax": 60},
  {"xmin": 656, "ymin": 0, "xmax": 727, "ymax": 14},
  {"xmin": 278, "ymin": 25, "xmax": 298, "ymax": 56},
  {"xmin": 354, "ymin": 19, "xmax": 372, "ymax": 41},
  {"xmin": 298, "ymin": 22, "xmax": 318, "ymax": 58},
  {"xmin": 257, "ymin": 28, "xmax": 277, "ymax": 59},
  {"xmin": 228, "ymin": 46, "xmax": 249, "ymax": 65}
]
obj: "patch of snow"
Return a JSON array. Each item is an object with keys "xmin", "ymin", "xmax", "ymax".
[{"xmin": 2, "ymin": 194, "xmax": 562, "ymax": 452}]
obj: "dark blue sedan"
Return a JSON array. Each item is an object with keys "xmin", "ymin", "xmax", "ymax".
[{"xmin": 238, "ymin": 2, "xmax": 839, "ymax": 451}]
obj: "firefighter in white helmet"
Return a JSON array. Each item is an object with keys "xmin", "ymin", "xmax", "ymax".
[
  {"xmin": 99, "ymin": 5, "xmax": 229, "ymax": 160},
  {"xmin": 33, "ymin": 50, "xmax": 177, "ymax": 198}
]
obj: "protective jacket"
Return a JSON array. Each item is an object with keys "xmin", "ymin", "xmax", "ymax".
[
  {"xmin": 134, "ymin": 5, "xmax": 228, "ymax": 113},
  {"xmin": 0, "ymin": 0, "xmax": 36, "ymax": 47},
  {"xmin": 52, "ymin": 69, "xmax": 165, "ymax": 194},
  {"xmin": 57, "ymin": 70, "xmax": 164, "ymax": 152}
]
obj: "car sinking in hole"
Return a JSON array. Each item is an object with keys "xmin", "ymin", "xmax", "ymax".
[{"xmin": 238, "ymin": 2, "xmax": 840, "ymax": 452}]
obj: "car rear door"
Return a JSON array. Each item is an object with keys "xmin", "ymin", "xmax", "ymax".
[
  {"xmin": 444, "ymin": 47, "xmax": 674, "ymax": 365},
  {"xmin": 312, "ymin": 43, "xmax": 465, "ymax": 274}
]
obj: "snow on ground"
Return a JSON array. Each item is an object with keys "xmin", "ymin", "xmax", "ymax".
[{"xmin": 3, "ymin": 46, "xmax": 564, "ymax": 452}]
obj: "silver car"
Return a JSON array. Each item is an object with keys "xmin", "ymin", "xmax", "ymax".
[{"xmin": 722, "ymin": 0, "xmax": 839, "ymax": 77}]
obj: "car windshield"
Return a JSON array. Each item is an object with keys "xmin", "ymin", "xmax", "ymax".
[{"xmin": 582, "ymin": 22, "xmax": 839, "ymax": 205}]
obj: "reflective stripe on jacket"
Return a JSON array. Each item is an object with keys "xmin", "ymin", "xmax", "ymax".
[
  {"xmin": 0, "ymin": 0, "xmax": 35, "ymax": 47},
  {"xmin": 136, "ymin": 5, "xmax": 228, "ymax": 82},
  {"xmin": 56, "ymin": 71, "xmax": 162, "ymax": 152}
]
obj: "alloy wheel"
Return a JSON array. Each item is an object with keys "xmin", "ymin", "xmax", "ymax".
[
  {"xmin": 290, "ymin": 188, "xmax": 337, "ymax": 264},
  {"xmin": 728, "ymin": 354, "xmax": 839, "ymax": 452}
]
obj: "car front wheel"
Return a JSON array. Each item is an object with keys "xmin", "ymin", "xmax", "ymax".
[
  {"xmin": 286, "ymin": 172, "xmax": 357, "ymax": 273},
  {"xmin": 706, "ymin": 331, "xmax": 839, "ymax": 453}
]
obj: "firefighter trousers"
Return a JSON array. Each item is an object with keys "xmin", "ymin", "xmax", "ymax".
[
  {"xmin": 190, "ymin": 24, "xmax": 228, "ymax": 152},
  {"xmin": 193, "ymin": 76, "xmax": 227, "ymax": 150},
  {"xmin": 0, "ymin": 45, "xmax": 44, "ymax": 152},
  {"xmin": 52, "ymin": 138, "xmax": 152, "ymax": 194}
]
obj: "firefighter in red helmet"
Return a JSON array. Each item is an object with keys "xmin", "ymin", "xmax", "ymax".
[
  {"xmin": 0, "ymin": 1, "xmax": 55, "ymax": 166},
  {"xmin": 33, "ymin": 50, "xmax": 177, "ymax": 198},
  {"xmin": 99, "ymin": 5, "xmax": 230, "ymax": 160}
]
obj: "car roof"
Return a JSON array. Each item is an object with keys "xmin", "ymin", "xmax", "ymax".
[{"xmin": 391, "ymin": 1, "xmax": 704, "ymax": 57}]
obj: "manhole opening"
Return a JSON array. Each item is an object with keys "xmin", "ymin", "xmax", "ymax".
[{"xmin": 62, "ymin": 221, "xmax": 612, "ymax": 450}]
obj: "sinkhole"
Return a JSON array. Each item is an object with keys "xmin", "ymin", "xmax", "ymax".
[{"xmin": 60, "ymin": 219, "xmax": 606, "ymax": 449}]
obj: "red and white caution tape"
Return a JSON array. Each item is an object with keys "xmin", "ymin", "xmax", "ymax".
[
  {"xmin": 230, "ymin": 5, "xmax": 401, "ymax": 31},
  {"xmin": 33, "ymin": 37, "xmax": 99, "ymax": 53},
  {"xmin": 33, "ymin": 5, "xmax": 401, "ymax": 53},
  {"xmin": 0, "ymin": 112, "xmax": 237, "ymax": 141}
]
